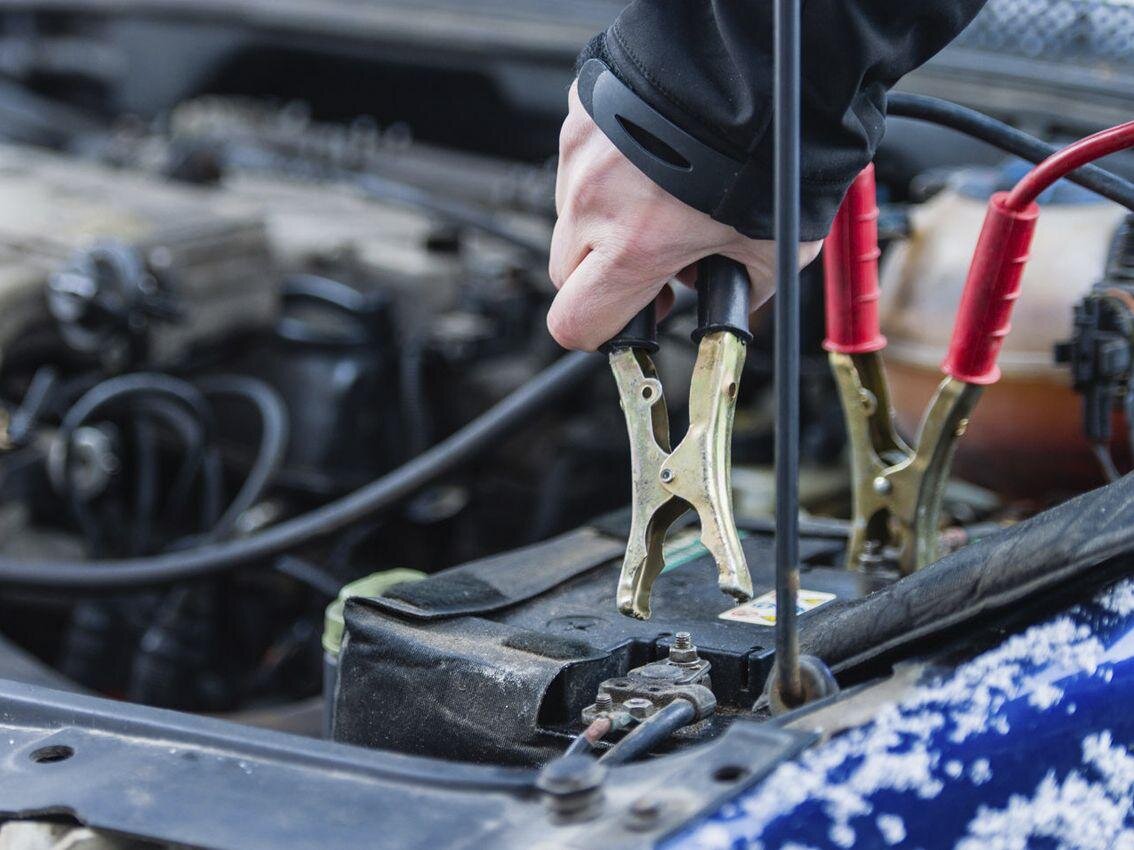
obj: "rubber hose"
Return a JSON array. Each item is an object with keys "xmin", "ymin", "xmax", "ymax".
[
  {"xmin": 887, "ymin": 92, "xmax": 1134, "ymax": 211},
  {"xmin": 0, "ymin": 351, "xmax": 602, "ymax": 591},
  {"xmin": 195, "ymin": 375, "xmax": 290, "ymax": 540}
]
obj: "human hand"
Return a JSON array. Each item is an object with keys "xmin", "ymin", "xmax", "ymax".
[{"xmin": 547, "ymin": 82, "xmax": 822, "ymax": 351}]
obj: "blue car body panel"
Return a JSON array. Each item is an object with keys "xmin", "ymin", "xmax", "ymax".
[{"xmin": 667, "ymin": 577, "xmax": 1134, "ymax": 850}]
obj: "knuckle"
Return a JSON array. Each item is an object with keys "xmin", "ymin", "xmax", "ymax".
[
  {"xmin": 558, "ymin": 105, "xmax": 594, "ymax": 154},
  {"xmin": 567, "ymin": 175, "xmax": 605, "ymax": 218},
  {"xmin": 546, "ymin": 309, "xmax": 586, "ymax": 350}
]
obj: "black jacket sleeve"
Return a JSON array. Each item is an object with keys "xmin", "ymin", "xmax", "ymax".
[{"xmin": 577, "ymin": 0, "xmax": 987, "ymax": 241}]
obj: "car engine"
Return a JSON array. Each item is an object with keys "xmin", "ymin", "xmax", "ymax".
[{"xmin": 0, "ymin": 4, "xmax": 1131, "ymax": 847}]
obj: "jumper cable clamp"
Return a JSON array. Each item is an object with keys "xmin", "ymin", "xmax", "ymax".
[
  {"xmin": 606, "ymin": 256, "xmax": 754, "ymax": 619},
  {"xmin": 828, "ymin": 118, "xmax": 1134, "ymax": 574}
]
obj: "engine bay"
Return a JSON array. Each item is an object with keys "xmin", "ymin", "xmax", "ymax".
[{"xmin": 0, "ymin": 2, "xmax": 1132, "ymax": 846}]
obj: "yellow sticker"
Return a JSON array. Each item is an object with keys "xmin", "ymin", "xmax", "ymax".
[{"xmin": 718, "ymin": 589, "xmax": 836, "ymax": 626}]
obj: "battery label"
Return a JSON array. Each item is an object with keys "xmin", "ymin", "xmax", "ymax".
[{"xmin": 718, "ymin": 588, "xmax": 836, "ymax": 625}]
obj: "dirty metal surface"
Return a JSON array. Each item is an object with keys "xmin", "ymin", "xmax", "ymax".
[{"xmin": 0, "ymin": 677, "xmax": 807, "ymax": 850}]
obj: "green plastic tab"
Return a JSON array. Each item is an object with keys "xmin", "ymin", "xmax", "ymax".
[{"xmin": 322, "ymin": 568, "xmax": 426, "ymax": 657}]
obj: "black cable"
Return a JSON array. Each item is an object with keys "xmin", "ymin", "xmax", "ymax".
[
  {"xmin": 772, "ymin": 0, "xmax": 804, "ymax": 708},
  {"xmin": 273, "ymin": 555, "xmax": 344, "ymax": 598},
  {"xmin": 58, "ymin": 374, "xmax": 215, "ymax": 451},
  {"xmin": 129, "ymin": 413, "xmax": 159, "ymax": 555},
  {"xmin": 7, "ymin": 365, "xmax": 58, "ymax": 446},
  {"xmin": 398, "ymin": 334, "xmax": 433, "ymax": 457},
  {"xmin": 0, "ymin": 351, "xmax": 603, "ymax": 591},
  {"xmin": 54, "ymin": 374, "xmax": 254, "ymax": 558},
  {"xmin": 283, "ymin": 273, "xmax": 376, "ymax": 316},
  {"xmin": 196, "ymin": 375, "xmax": 290, "ymax": 540},
  {"xmin": 598, "ymin": 701, "xmax": 696, "ymax": 766},
  {"xmin": 130, "ymin": 397, "xmax": 209, "ymax": 527},
  {"xmin": 57, "ymin": 376, "xmax": 213, "ymax": 551},
  {"xmin": 887, "ymin": 92, "xmax": 1134, "ymax": 211},
  {"xmin": 1092, "ymin": 441, "xmax": 1121, "ymax": 483},
  {"xmin": 198, "ymin": 448, "xmax": 225, "ymax": 532},
  {"xmin": 66, "ymin": 471, "xmax": 105, "ymax": 556}
]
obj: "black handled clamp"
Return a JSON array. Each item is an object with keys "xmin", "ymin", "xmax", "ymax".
[{"xmin": 605, "ymin": 256, "xmax": 754, "ymax": 619}]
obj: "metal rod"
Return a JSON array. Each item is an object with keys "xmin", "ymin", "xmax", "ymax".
[{"xmin": 773, "ymin": 0, "xmax": 803, "ymax": 706}]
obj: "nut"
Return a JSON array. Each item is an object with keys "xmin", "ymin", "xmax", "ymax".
[
  {"xmin": 536, "ymin": 755, "xmax": 607, "ymax": 823},
  {"xmin": 623, "ymin": 697, "xmax": 654, "ymax": 719},
  {"xmin": 625, "ymin": 796, "xmax": 663, "ymax": 830},
  {"xmin": 668, "ymin": 632, "xmax": 701, "ymax": 666}
]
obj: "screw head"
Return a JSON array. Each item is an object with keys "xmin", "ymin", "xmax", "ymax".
[
  {"xmin": 626, "ymin": 796, "xmax": 663, "ymax": 828},
  {"xmin": 536, "ymin": 755, "xmax": 607, "ymax": 822},
  {"xmin": 623, "ymin": 697, "xmax": 654, "ymax": 719},
  {"xmin": 536, "ymin": 755, "xmax": 606, "ymax": 796},
  {"xmin": 872, "ymin": 476, "xmax": 893, "ymax": 495}
]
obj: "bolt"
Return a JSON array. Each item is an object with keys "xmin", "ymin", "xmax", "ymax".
[
  {"xmin": 660, "ymin": 468, "xmax": 675, "ymax": 484},
  {"xmin": 668, "ymin": 631, "xmax": 700, "ymax": 665},
  {"xmin": 536, "ymin": 755, "xmax": 607, "ymax": 823},
  {"xmin": 856, "ymin": 540, "xmax": 887, "ymax": 571},
  {"xmin": 594, "ymin": 693, "xmax": 613, "ymax": 713},
  {"xmin": 623, "ymin": 697, "xmax": 654, "ymax": 719},
  {"xmin": 626, "ymin": 796, "xmax": 663, "ymax": 830},
  {"xmin": 872, "ymin": 476, "xmax": 892, "ymax": 495}
]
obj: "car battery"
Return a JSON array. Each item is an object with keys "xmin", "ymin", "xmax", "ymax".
[{"xmin": 330, "ymin": 513, "xmax": 866, "ymax": 765}]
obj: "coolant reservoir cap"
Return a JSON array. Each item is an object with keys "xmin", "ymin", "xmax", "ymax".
[{"xmin": 323, "ymin": 568, "xmax": 426, "ymax": 657}]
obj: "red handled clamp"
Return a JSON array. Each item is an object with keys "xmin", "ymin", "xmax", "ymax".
[
  {"xmin": 827, "ymin": 121, "xmax": 1134, "ymax": 573},
  {"xmin": 824, "ymin": 164, "xmax": 1037, "ymax": 574}
]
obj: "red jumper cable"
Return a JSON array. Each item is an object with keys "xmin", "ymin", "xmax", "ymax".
[{"xmin": 826, "ymin": 121, "xmax": 1134, "ymax": 575}]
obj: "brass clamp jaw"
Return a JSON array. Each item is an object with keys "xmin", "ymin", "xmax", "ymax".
[
  {"xmin": 830, "ymin": 351, "xmax": 981, "ymax": 575},
  {"xmin": 607, "ymin": 257, "xmax": 754, "ymax": 619}
]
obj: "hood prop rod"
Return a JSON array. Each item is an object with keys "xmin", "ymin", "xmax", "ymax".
[{"xmin": 766, "ymin": 0, "xmax": 839, "ymax": 714}]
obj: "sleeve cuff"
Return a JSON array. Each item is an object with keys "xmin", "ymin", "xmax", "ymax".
[{"xmin": 574, "ymin": 49, "xmax": 851, "ymax": 242}]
